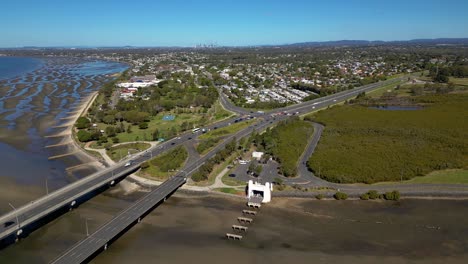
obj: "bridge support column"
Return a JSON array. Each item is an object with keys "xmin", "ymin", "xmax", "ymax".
[
  {"xmin": 104, "ymin": 243, "xmax": 108, "ymax": 251},
  {"xmin": 164, "ymin": 197, "xmax": 167, "ymax": 202},
  {"xmin": 138, "ymin": 217, "xmax": 141, "ymax": 223},
  {"xmin": 69, "ymin": 200, "xmax": 76, "ymax": 211}
]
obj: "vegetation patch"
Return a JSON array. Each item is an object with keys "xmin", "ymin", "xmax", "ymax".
[
  {"xmin": 252, "ymin": 117, "xmax": 314, "ymax": 177},
  {"xmin": 306, "ymin": 92, "xmax": 468, "ymax": 184},
  {"xmin": 196, "ymin": 137, "xmax": 222, "ymax": 154},
  {"xmin": 140, "ymin": 146, "xmax": 188, "ymax": 180}
]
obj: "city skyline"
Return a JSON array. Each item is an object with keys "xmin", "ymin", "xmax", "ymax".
[{"xmin": 1, "ymin": 0, "xmax": 468, "ymax": 47}]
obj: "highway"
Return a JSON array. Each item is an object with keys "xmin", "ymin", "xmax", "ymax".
[{"xmin": 0, "ymin": 76, "xmax": 405, "ymax": 246}]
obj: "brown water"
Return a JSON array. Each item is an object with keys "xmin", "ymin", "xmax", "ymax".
[{"xmin": 2, "ymin": 193, "xmax": 467, "ymax": 264}]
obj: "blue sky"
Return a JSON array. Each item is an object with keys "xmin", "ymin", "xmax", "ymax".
[{"xmin": 1, "ymin": 0, "xmax": 467, "ymax": 47}]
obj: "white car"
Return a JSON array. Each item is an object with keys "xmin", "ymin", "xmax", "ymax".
[{"xmin": 124, "ymin": 162, "xmax": 132, "ymax": 167}]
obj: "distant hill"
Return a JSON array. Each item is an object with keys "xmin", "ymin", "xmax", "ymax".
[{"xmin": 283, "ymin": 38, "xmax": 468, "ymax": 47}]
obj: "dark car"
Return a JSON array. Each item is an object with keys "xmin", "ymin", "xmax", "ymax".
[
  {"xmin": 188, "ymin": 137, "xmax": 192, "ymax": 140},
  {"xmin": 3, "ymin": 221, "xmax": 15, "ymax": 228},
  {"xmin": 171, "ymin": 142, "xmax": 175, "ymax": 145},
  {"xmin": 228, "ymin": 173, "xmax": 236, "ymax": 177}
]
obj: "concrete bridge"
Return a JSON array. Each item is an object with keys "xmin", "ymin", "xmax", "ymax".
[
  {"xmin": 0, "ymin": 163, "xmax": 141, "ymax": 247},
  {"xmin": 51, "ymin": 176, "xmax": 186, "ymax": 264}
]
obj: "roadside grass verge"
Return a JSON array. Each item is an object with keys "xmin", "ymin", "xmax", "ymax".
[
  {"xmin": 398, "ymin": 169, "xmax": 468, "ymax": 184},
  {"xmin": 199, "ymin": 119, "xmax": 256, "ymax": 140},
  {"xmin": 214, "ymin": 187, "xmax": 243, "ymax": 195},
  {"xmin": 106, "ymin": 142, "xmax": 151, "ymax": 162}
]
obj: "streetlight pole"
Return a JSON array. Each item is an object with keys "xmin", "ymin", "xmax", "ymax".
[
  {"xmin": 45, "ymin": 177, "xmax": 49, "ymax": 195},
  {"xmin": 85, "ymin": 218, "xmax": 91, "ymax": 237},
  {"xmin": 8, "ymin": 203, "xmax": 20, "ymax": 229}
]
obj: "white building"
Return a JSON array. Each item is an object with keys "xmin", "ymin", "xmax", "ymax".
[
  {"xmin": 252, "ymin": 151, "xmax": 264, "ymax": 160},
  {"xmin": 247, "ymin": 180, "xmax": 272, "ymax": 203}
]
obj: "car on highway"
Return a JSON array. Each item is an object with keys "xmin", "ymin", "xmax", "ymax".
[
  {"xmin": 228, "ymin": 173, "xmax": 236, "ymax": 177},
  {"xmin": 3, "ymin": 221, "xmax": 15, "ymax": 228},
  {"xmin": 124, "ymin": 161, "xmax": 132, "ymax": 167}
]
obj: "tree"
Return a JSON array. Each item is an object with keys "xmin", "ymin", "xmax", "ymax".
[
  {"xmin": 105, "ymin": 126, "xmax": 116, "ymax": 137},
  {"xmin": 77, "ymin": 130, "xmax": 92, "ymax": 142},
  {"xmin": 152, "ymin": 128, "xmax": 160, "ymax": 141},
  {"xmin": 75, "ymin": 117, "xmax": 90, "ymax": 129},
  {"xmin": 127, "ymin": 125, "xmax": 132, "ymax": 133},
  {"xmin": 103, "ymin": 115, "xmax": 115, "ymax": 125}
]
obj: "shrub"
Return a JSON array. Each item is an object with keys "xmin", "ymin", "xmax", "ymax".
[
  {"xmin": 192, "ymin": 171, "xmax": 207, "ymax": 182},
  {"xmin": 334, "ymin": 192, "xmax": 348, "ymax": 200},
  {"xmin": 384, "ymin": 190, "xmax": 401, "ymax": 201},
  {"xmin": 315, "ymin": 194, "xmax": 324, "ymax": 200},
  {"xmin": 360, "ymin": 193, "xmax": 370, "ymax": 200},
  {"xmin": 368, "ymin": 190, "xmax": 379, "ymax": 200}
]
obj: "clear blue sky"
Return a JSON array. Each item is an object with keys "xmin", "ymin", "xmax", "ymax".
[{"xmin": 1, "ymin": 0, "xmax": 467, "ymax": 47}]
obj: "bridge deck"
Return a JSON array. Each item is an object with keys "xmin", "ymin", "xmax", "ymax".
[
  {"xmin": 0, "ymin": 163, "xmax": 141, "ymax": 242},
  {"xmin": 52, "ymin": 176, "xmax": 186, "ymax": 264}
]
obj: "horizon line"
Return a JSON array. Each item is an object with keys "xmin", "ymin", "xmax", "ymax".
[{"xmin": 1, "ymin": 37, "xmax": 468, "ymax": 49}]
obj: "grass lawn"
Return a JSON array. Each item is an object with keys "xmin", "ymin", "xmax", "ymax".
[
  {"xmin": 214, "ymin": 187, "xmax": 244, "ymax": 195},
  {"xmin": 450, "ymin": 77, "xmax": 468, "ymax": 87},
  {"xmin": 366, "ymin": 79, "xmax": 407, "ymax": 98},
  {"xmin": 403, "ymin": 169, "xmax": 468, "ymax": 184},
  {"xmin": 106, "ymin": 142, "xmax": 151, "ymax": 162},
  {"xmin": 222, "ymin": 172, "xmax": 247, "ymax": 186}
]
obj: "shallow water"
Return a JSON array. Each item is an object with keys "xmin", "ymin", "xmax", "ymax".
[{"xmin": 0, "ymin": 57, "xmax": 126, "ymax": 209}]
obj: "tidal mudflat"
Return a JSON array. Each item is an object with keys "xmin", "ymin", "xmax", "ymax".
[{"xmin": 0, "ymin": 57, "xmax": 127, "ymax": 213}]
